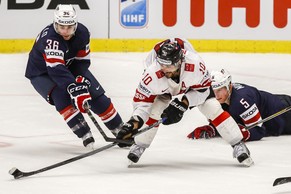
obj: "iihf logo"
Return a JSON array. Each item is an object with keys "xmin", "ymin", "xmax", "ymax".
[{"xmin": 120, "ymin": 0, "xmax": 148, "ymax": 28}]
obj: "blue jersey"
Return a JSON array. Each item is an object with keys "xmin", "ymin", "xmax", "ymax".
[
  {"xmin": 221, "ymin": 83, "xmax": 286, "ymax": 141},
  {"xmin": 25, "ymin": 23, "xmax": 91, "ymax": 90}
]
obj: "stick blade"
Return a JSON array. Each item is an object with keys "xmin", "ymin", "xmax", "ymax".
[
  {"xmin": 273, "ymin": 177, "xmax": 291, "ymax": 186},
  {"xmin": 9, "ymin": 167, "xmax": 24, "ymax": 179}
]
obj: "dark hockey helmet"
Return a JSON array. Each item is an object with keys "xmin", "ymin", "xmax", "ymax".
[{"xmin": 157, "ymin": 42, "xmax": 184, "ymax": 67}]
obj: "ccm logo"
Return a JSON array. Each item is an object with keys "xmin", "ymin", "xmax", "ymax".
[{"xmin": 69, "ymin": 85, "xmax": 87, "ymax": 93}]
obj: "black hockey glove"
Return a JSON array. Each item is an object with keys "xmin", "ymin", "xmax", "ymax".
[
  {"xmin": 116, "ymin": 121, "xmax": 136, "ymax": 148},
  {"xmin": 161, "ymin": 98, "xmax": 188, "ymax": 125},
  {"xmin": 117, "ymin": 116, "xmax": 144, "ymax": 140},
  {"xmin": 116, "ymin": 116, "xmax": 144, "ymax": 148},
  {"xmin": 117, "ymin": 121, "xmax": 136, "ymax": 140}
]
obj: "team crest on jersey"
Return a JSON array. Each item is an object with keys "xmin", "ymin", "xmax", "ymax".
[{"xmin": 185, "ymin": 63, "xmax": 194, "ymax": 72}]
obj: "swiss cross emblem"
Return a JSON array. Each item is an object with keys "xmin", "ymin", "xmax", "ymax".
[
  {"xmin": 156, "ymin": 70, "xmax": 165, "ymax": 79},
  {"xmin": 185, "ymin": 63, "xmax": 194, "ymax": 72}
]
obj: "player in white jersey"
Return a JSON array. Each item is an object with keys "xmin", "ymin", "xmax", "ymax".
[{"xmin": 116, "ymin": 40, "xmax": 254, "ymax": 167}]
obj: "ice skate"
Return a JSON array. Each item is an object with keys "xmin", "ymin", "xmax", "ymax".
[
  {"xmin": 110, "ymin": 128, "xmax": 120, "ymax": 137},
  {"xmin": 110, "ymin": 122, "xmax": 124, "ymax": 137},
  {"xmin": 82, "ymin": 131, "xmax": 95, "ymax": 149},
  {"xmin": 233, "ymin": 141, "xmax": 254, "ymax": 167},
  {"xmin": 127, "ymin": 144, "xmax": 146, "ymax": 163}
]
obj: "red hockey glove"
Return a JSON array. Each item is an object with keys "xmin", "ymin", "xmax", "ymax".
[
  {"xmin": 238, "ymin": 124, "xmax": 250, "ymax": 141},
  {"xmin": 187, "ymin": 124, "xmax": 216, "ymax": 139},
  {"xmin": 67, "ymin": 82, "xmax": 91, "ymax": 113}
]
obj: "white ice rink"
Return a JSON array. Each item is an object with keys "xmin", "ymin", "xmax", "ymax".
[{"xmin": 1, "ymin": 52, "xmax": 291, "ymax": 194}]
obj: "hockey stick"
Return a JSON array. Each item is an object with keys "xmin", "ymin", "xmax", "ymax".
[
  {"xmin": 245, "ymin": 105, "xmax": 291, "ymax": 130},
  {"xmin": 9, "ymin": 142, "xmax": 117, "ymax": 179},
  {"xmin": 8, "ymin": 119, "xmax": 165, "ymax": 179},
  {"xmin": 135, "ymin": 117, "xmax": 166, "ymax": 135},
  {"xmin": 273, "ymin": 177, "xmax": 291, "ymax": 186},
  {"xmin": 85, "ymin": 108, "xmax": 133, "ymax": 145},
  {"xmin": 86, "ymin": 107, "xmax": 165, "ymax": 144}
]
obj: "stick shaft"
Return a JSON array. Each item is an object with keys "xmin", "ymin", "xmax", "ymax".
[
  {"xmin": 13, "ymin": 142, "xmax": 117, "ymax": 179},
  {"xmin": 246, "ymin": 105, "xmax": 291, "ymax": 130}
]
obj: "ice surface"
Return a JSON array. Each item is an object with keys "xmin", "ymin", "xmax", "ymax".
[{"xmin": 1, "ymin": 52, "xmax": 291, "ymax": 194}]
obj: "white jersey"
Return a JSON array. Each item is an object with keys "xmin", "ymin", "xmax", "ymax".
[{"xmin": 133, "ymin": 49, "xmax": 211, "ymax": 122}]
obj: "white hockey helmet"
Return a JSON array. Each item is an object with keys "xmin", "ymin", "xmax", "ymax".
[
  {"xmin": 211, "ymin": 69, "xmax": 232, "ymax": 91},
  {"xmin": 53, "ymin": 4, "xmax": 78, "ymax": 34}
]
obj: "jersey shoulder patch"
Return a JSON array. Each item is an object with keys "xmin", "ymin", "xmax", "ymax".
[
  {"xmin": 155, "ymin": 70, "xmax": 165, "ymax": 79},
  {"xmin": 184, "ymin": 63, "xmax": 195, "ymax": 72}
]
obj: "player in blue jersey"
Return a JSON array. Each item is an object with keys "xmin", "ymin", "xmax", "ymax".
[
  {"xmin": 187, "ymin": 69, "xmax": 291, "ymax": 141},
  {"xmin": 25, "ymin": 4, "xmax": 123, "ymax": 149}
]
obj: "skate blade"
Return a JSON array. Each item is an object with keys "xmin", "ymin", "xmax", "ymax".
[
  {"xmin": 241, "ymin": 157, "xmax": 254, "ymax": 167},
  {"xmin": 127, "ymin": 160, "xmax": 134, "ymax": 168},
  {"xmin": 85, "ymin": 142, "xmax": 95, "ymax": 150}
]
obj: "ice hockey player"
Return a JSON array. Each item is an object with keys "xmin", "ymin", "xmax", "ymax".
[
  {"xmin": 116, "ymin": 39, "xmax": 254, "ymax": 167},
  {"xmin": 25, "ymin": 4, "xmax": 123, "ymax": 149},
  {"xmin": 187, "ymin": 69, "xmax": 291, "ymax": 141}
]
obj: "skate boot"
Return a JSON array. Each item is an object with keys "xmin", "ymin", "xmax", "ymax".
[
  {"xmin": 82, "ymin": 131, "xmax": 95, "ymax": 149},
  {"xmin": 110, "ymin": 128, "xmax": 120, "ymax": 137},
  {"xmin": 127, "ymin": 144, "xmax": 146, "ymax": 163},
  {"xmin": 110, "ymin": 122, "xmax": 124, "ymax": 137},
  {"xmin": 232, "ymin": 141, "xmax": 254, "ymax": 167}
]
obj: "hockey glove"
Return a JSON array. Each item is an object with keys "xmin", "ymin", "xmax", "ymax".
[
  {"xmin": 161, "ymin": 98, "xmax": 188, "ymax": 125},
  {"xmin": 67, "ymin": 82, "xmax": 91, "ymax": 113},
  {"xmin": 187, "ymin": 124, "xmax": 216, "ymax": 139},
  {"xmin": 238, "ymin": 123, "xmax": 250, "ymax": 141},
  {"xmin": 116, "ymin": 116, "xmax": 144, "ymax": 140},
  {"xmin": 116, "ymin": 121, "xmax": 136, "ymax": 148}
]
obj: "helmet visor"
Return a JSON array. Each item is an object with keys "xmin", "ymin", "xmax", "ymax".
[{"xmin": 157, "ymin": 57, "xmax": 181, "ymax": 67}]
